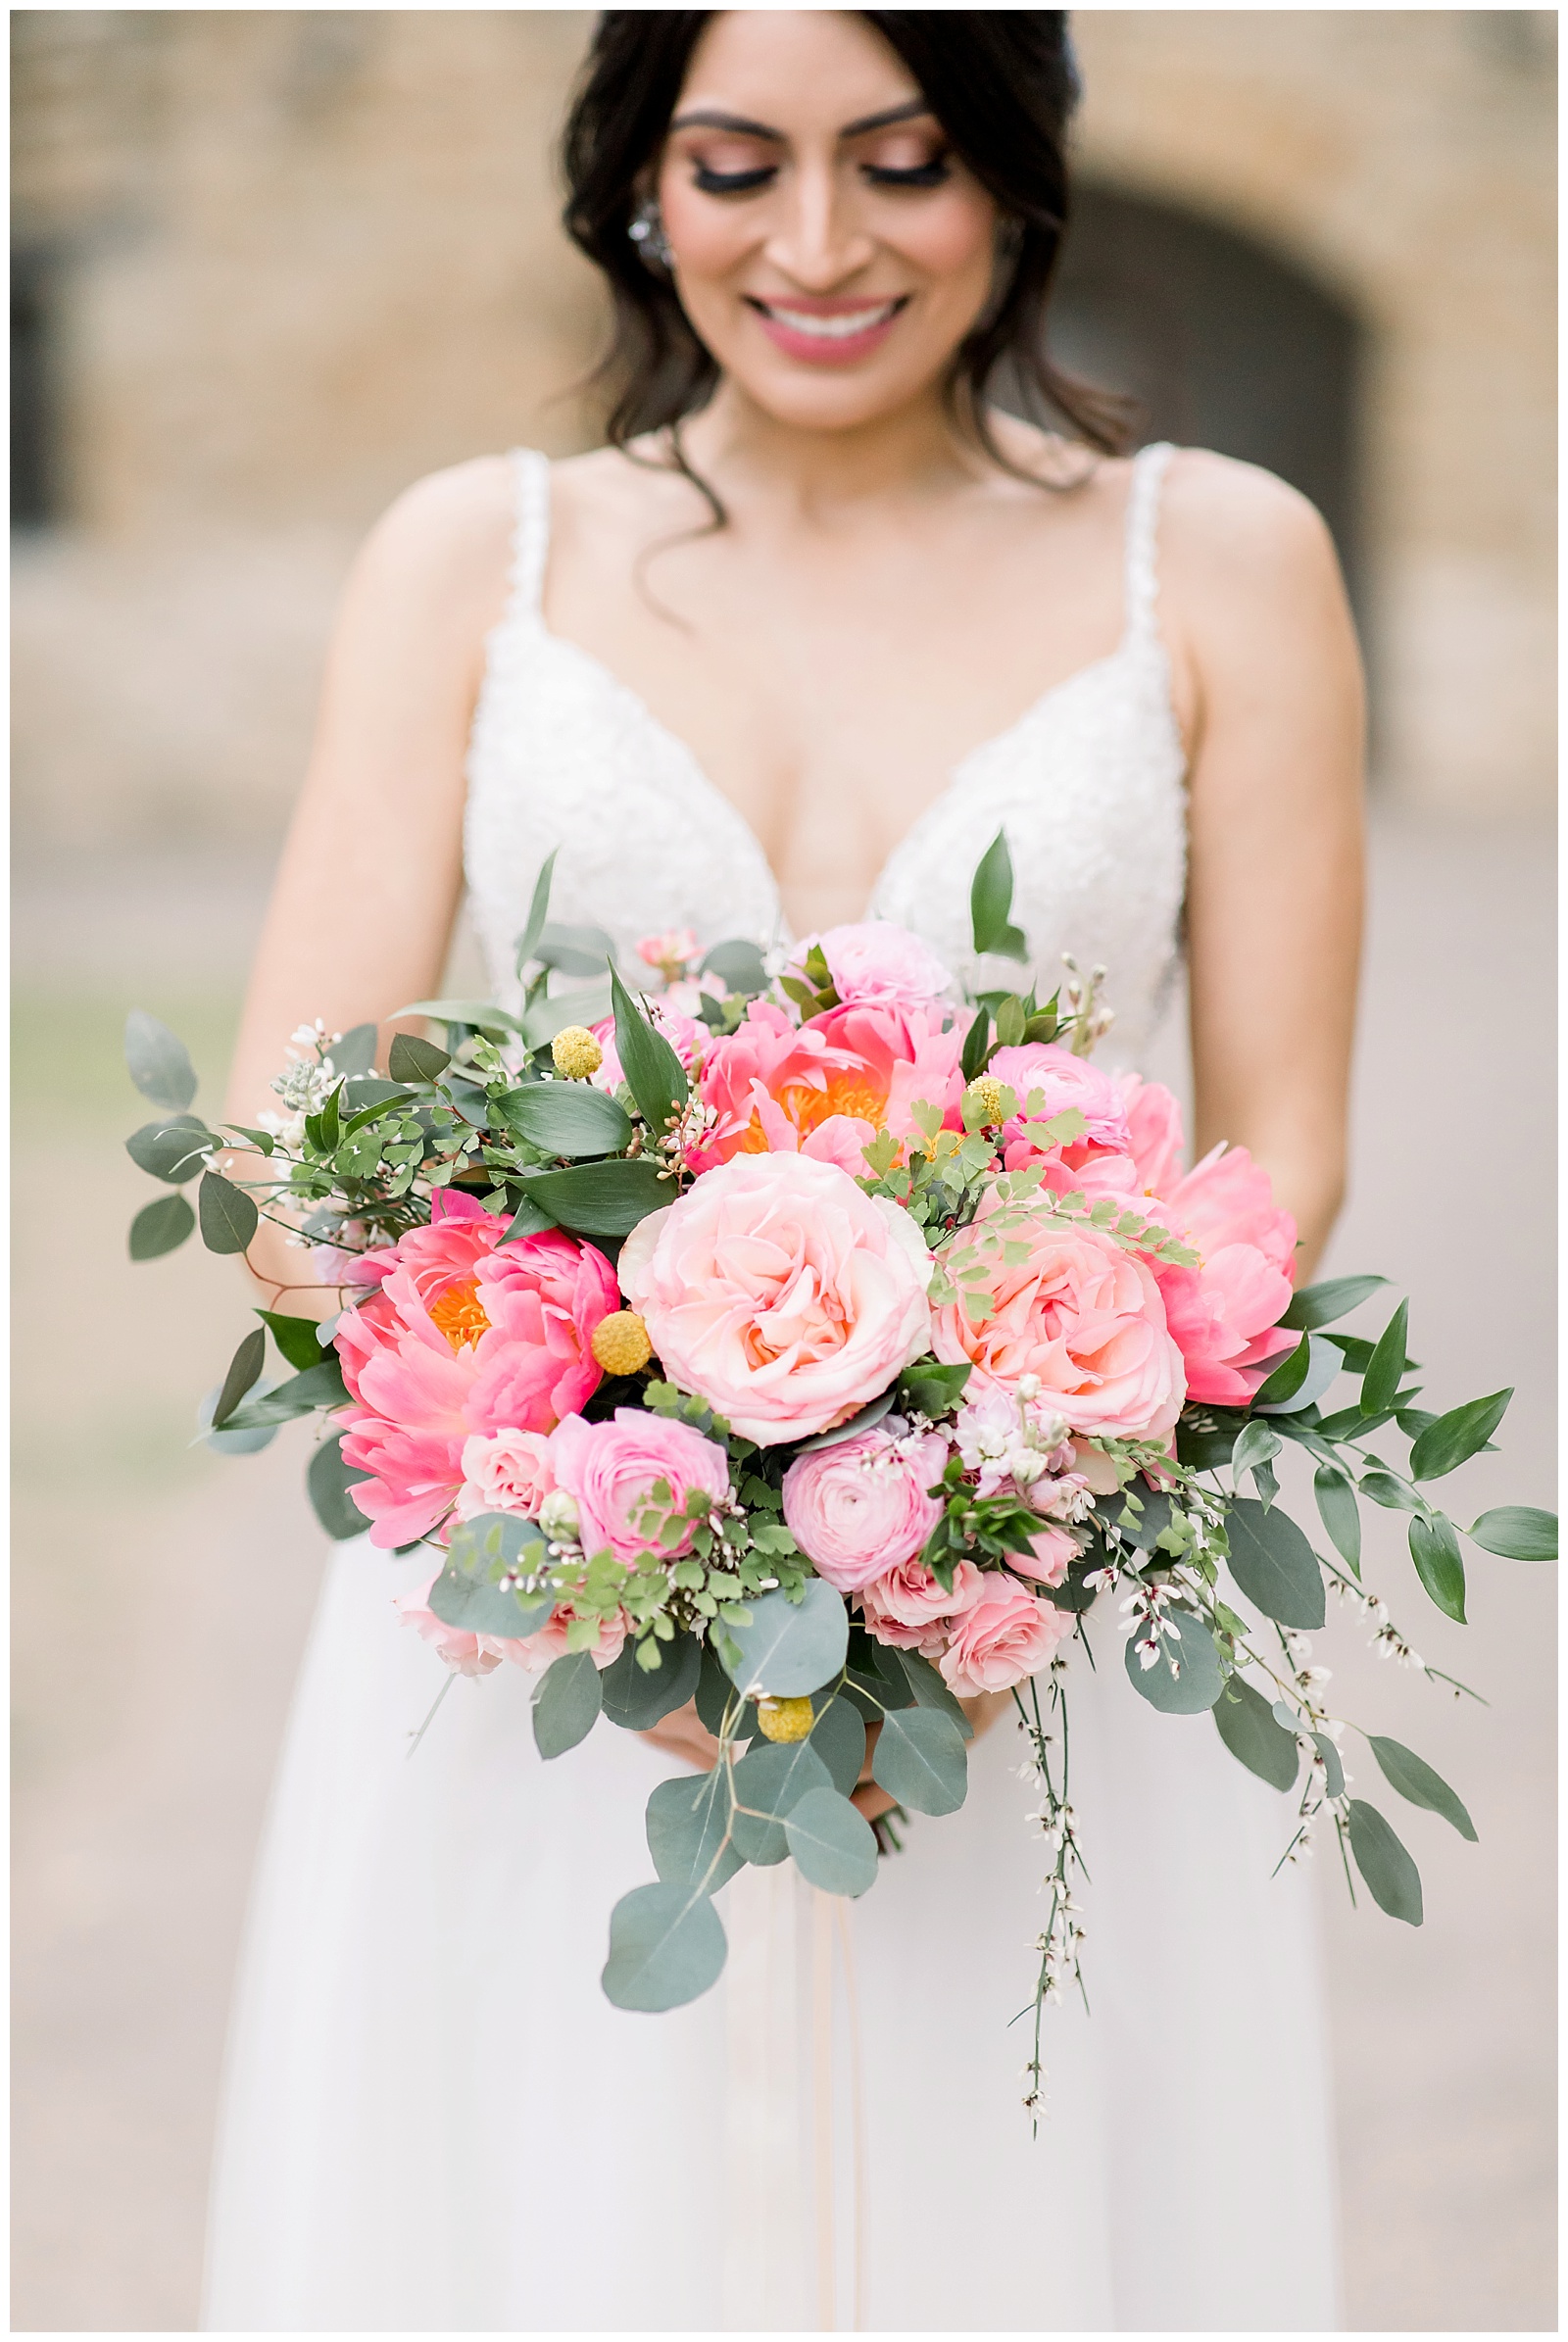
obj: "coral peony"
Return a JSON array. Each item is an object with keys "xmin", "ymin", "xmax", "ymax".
[
  {"xmin": 692, "ymin": 998, "xmax": 966, "ymax": 1172},
  {"xmin": 548, "ymin": 1408, "xmax": 732, "ymax": 1565},
  {"xmin": 804, "ymin": 922, "xmax": 954, "ymax": 1011},
  {"xmin": 933, "ymin": 1202, "xmax": 1186, "ymax": 1441},
  {"xmin": 1149, "ymin": 1144, "xmax": 1299, "ymax": 1406},
  {"xmin": 938, "ymin": 1572, "xmax": 1073, "ymax": 1696},
  {"xmin": 781, "ymin": 1423, "xmax": 949, "ymax": 1591},
  {"xmin": 618, "ymin": 1151, "xmax": 934, "ymax": 1445},
  {"xmin": 1117, "ymin": 1072, "xmax": 1186, "ymax": 1196},
  {"xmin": 336, "ymin": 1191, "xmax": 618, "ymax": 1547}
]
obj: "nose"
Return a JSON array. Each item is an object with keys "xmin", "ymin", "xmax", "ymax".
[{"xmin": 762, "ymin": 155, "xmax": 876, "ymax": 289}]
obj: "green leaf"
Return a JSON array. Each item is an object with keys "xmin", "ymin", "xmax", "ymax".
[
  {"xmin": 602, "ymin": 1879, "xmax": 727, "ymax": 2011},
  {"xmin": 1408, "ymin": 1514, "xmax": 1467, "ymax": 1623},
  {"xmin": 212, "ymin": 1329, "xmax": 266, "ymax": 1429},
  {"xmin": 501, "ymin": 1194, "xmax": 560, "ymax": 1243},
  {"xmin": 1408, "ymin": 1389, "xmax": 1514, "ymax": 1483},
  {"xmin": 198, "ymin": 1170, "xmax": 259, "ymax": 1255},
  {"xmin": 1347, "ymin": 1799, "xmax": 1424, "ymax": 1925},
  {"xmin": 343, "ymin": 1078, "xmax": 411, "ymax": 1116},
  {"xmin": 969, "ymin": 829, "xmax": 1028, "ymax": 960},
  {"xmin": 1254, "ymin": 1333, "xmax": 1342, "ymax": 1416},
  {"xmin": 891, "ymin": 1646, "xmax": 975, "ymax": 1738},
  {"xmin": 124, "ymin": 1114, "xmax": 211, "ymax": 1184},
  {"xmin": 332, "ymin": 1022, "xmax": 379, "ymax": 1076},
  {"xmin": 897, "ymin": 1358, "xmax": 972, "ymax": 1421},
  {"xmin": 128, "ymin": 1192, "xmax": 195, "ymax": 1260},
  {"xmin": 307, "ymin": 1434, "xmax": 372, "ymax": 1540},
  {"xmin": 1122, "ymin": 1608, "xmax": 1226, "ymax": 1713},
  {"xmin": 1368, "ymin": 1735, "xmax": 1477, "ymax": 1840},
  {"xmin": 721, "ymin": 1579, "xmax": 849, "ymax": 1699},
  {"xmin": 646, "ymin": 1770, "xmax": 743, "ymax": 1894},
  {"xmin": 124, "ymin": 1008, "xmax": 198, "ymax": 1110},
  {"xmin": 1313, "ymin": 1463, "xmax": 1361, "ymax": 1571},
  {"xmin": 497, "ymin": 1082, "xmax": 632, "ymax": 1158},
  {"xmin": 257, "ymin": 1309, "xmax": 324, "ymax": 1372},
  {"xmin": 808, "ymin": 1696, "xmax": 867, "ymax": 1795},
  {"xmin": 220, "ymin": 1355, "xmax": 349, "ymax": 1429},
  {"xmin": 729, "ymin": 1739, "xmax": 832, "ymax": 1864},
  {"xmin": 1280, "ymin": 1273, "xmax": 1389, "ymax": 1332},
  {"xmin": 1360, "ymin": 1470, "xmax": 1424, "ymax": 1513},
  {"xmin": 700, "ymin": 939, "xmax": 768, "ymax": 996},
  {"xmin": 1212, "ymin": 1672, "xmax": 1299, "ymax": 1791},
  {"xmin": 516, "ymin": 1157, "xmax": 669, "ymax": 1240},
  {"xmin": 870, "ymin": 1706, "xmax": 968, "ymax": 1815},
  {"xmin": 531, "ymin": 1649, "xmax": 604, "ymax": 1759},
  {"xmin": 392, "ymin": 999, "xmax": 526, "ymax": 1038},
  {"xmin": 792, "ymin": 1391, "xmax": 896, "ymax": 1455},
  {"xmin": 600, "ymin": 1631, "xmax": 703, "ymax": 1730},
  {"xmin": 610, "ymin": 965, "xmax": 689, "ymax": 1137},
  {"xmin": 1360, "ymin": 1298, "xmax": 1410, "ymax": 1417},
  {"xmin": 1231, "ymin": 1419, "xmax": 1283, "ymax": 1487},
  {"xmin": 1313, "ymin": 1732, "xmax": 1346, "ymax": 1798},
  {"xmin": 1466, "ymin": 1505, "xmax": 1557, "ymax": 1561},
  {"xmin": 785, "ymin": 1785, "xmax": 880, "ymax": 1896},
  {"xmin": 1225, "ymin": 1497, "xmax": 1326, "ymax": 1629},
  {"xmin": 537, "ymin": 920, "xmax": 617, "ymax": 978},
  {"xmin": 387, "ymin": 1032, "xmax": 452, "ymax": 1083},
  {"xmin": 427, "ymin": 1563, "xmax": 553, "ymax": 1639},
  {"xmin": 959, "ymin": 1005, "xmax": 992, "ymax": 1082},
  {"xmin": 513, "ymin": 846, "xmax": 559, "ymax": 978}
]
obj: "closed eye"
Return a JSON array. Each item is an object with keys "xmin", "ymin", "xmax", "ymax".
[
  {"xmin": 693, "ymin": 163, "xmax": 778, "ymax": 195},
  {"xmin": 861, "ymin": 159, "xmax": 952, "ymax": 189}
]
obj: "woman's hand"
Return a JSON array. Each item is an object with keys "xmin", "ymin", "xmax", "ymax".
[{"xmin": 638, "ymin": 1687, "xmax": 1013, "ymax": 1825}]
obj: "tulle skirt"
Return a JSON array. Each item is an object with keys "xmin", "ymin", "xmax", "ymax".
[{"xmin": 203, "ymin": 1538, "xmax": 1339, "ymax": 2332}]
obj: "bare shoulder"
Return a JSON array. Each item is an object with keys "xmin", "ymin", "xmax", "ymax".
[
  {"xmin": 343, "ymin": 454, "xmax": 517, "ymax": 645},
  {"xmin": 1160, "ymin": 447, "xmax": 1343, "ymax": 602},
  {"xmin": 551, "ymin": 438, "xmax": 708, "ymax": 541}
]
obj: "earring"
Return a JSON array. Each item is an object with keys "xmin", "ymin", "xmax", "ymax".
[{"xmin": 628, "ymin": 195, "xmax": 674, "ymax": 274}]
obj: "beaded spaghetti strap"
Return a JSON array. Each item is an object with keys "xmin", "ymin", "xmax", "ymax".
[
  {"xmin": 502, "ymin": 446, "xmax": 551, "ymax": 625},
  {"xmin": 1123, "ymin": 439, "xmax": 1174, "ymax": 649}
]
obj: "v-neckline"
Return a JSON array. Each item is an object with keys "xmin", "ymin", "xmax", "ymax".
[{"xmin": 519, "ymin": 612, "xmax": 1143, "ymax": 929}]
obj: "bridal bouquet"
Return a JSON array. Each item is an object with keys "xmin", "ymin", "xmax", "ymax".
[{"xmin": 125, "ymin": 837, "xmax": 1554, "ymax": 2094}]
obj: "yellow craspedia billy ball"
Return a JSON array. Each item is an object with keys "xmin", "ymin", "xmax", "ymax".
[
  {"xmin": 551, "ymin": 1024, "xmax": 603, "ymax": 1081},
  {"xmin": 755, "ymin": 1695, "xmax": 815, "ymax": 1744},
  {"xmin": 590, "ymin": 1309, "xmax": 654, "ymax": 1377}
]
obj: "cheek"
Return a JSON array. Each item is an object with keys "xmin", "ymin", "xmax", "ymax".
[
  {"xmin": 657, "ymin": 170, "xmax": 754, "ymax": 284},
  {"xmin": 885, "ymin": 188, "xmax": 998, "ymax": 298}
]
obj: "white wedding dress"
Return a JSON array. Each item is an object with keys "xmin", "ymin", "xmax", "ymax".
[{"xmin": 203, "ymin": 444, "xmax": 1339, "ymax": 2333}]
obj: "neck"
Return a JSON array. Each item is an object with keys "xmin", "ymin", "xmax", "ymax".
[{"xmin": 678, "ymin": 377, "xmax": 981, "ymax": 514}]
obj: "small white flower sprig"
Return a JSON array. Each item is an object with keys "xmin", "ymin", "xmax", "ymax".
[{"xmin": 1011, "ymin": 1652, "xmax": 1088, "ymax": 2130}]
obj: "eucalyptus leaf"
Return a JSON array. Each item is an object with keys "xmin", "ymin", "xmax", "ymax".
[
  {"xmin": 1466, "ymin": 1505, "xmax": 1557, "ymax": 1561},
  {"xmin": 1409, "ymin": 1389, "xmax": 1513, "ymax": 1483},
  {"xmin": 870, "ymin": 1705, "xmax": 968, "ymax": 1815},
  {"xmin": 1280, "ymin": 1273, "xmax": 1388, "ymax": 1332},
  {"xmin": 785, "ymin": 1785, "xmax": 879, "ymax": 1897},
  {"xmin": 332, "ymin": 1021, "xmax": 379, "ymax": 1076},
  {"xmin": 428, "ymin": 1564, "xmax": 554, "ymax": 1639},
  {"xmin": 196, "ymin": 1378, "xmax": 281, "ymax": 1455},
  {"xmin": 537, "ymin": 920, "xmax": 618, "ymax": 978},
  {"xmin": 600, "ymin": 1631, "xmax": 703, "ymax": 1730},
  {"xmin": 696, "ymin": 1640, "xmax": 757, "ymax": 1741},
  {"xmin": 220, "ymin": 1356, "xmax": 348, "ymax": 1430},
  {"xmin": 387, "ymin": 1032, "xmax": 451, "ymax": 1084},
  {"xmin": 392, "ymin": 999, "xmax": 526, "ymax": 1037},
  {"xmin": 1368, "ymin": 1735, "xmax": 1477, "ymax": 1839},
  {"xmin": 198, "ymin": 1171, "xmax": 259, "ymax": 1255},
  {"xmin": 307, "ymin": 1433, "xmax": 373, "ymax": 1540},
  {"xmin": 646, "ymin": 1769, "xmax": 743, "ymax": 1894},
  {"xmin": 1226, "ymin": 1498, "xmax": 1326, "ymax": 1629},
  {"xmin": 1212, "ymin": 1671, "xmax": 1298, "ymax": 1791},
  {"xmin": 722, "ymin": 1579, "xmax": 848, "ymax": 1699},
  {"xmin": 700, "ymin": 939, "xmax": 768, "ymax": 996},
  {"xmin": 1347, "ymin": 1799, "xmax": 1424, "ymax": 1925},
  {"xmin": 602, "ymin": 1879, "xmax": 727, "ymax": 2011},
  {"xmin": 808, "ymin": 1696, "xmax": 868, "ymax": 1795},
  {"xmin": 1312, "ymin": 1732, "xmax": 1346, "ymax": 1798},
  {"xmin": 129, "ymin": 1192, "xmax": 195, "ymax": 1261},
  {"xmin": 532, "ymin": 1648, "xmax": 604, "ymax": 1759},
  {"xmin": 125, "ymin": 1115, "xmax": 211, "ymax": 1184},
  {"xmin": 729, "ymin": 1739, "xmax": 832, "ymax": 1864},
  {"xmin": 1408, "ymin": 1513, "xmax": 1467, "ymax": 1623},
  {"xmin": 1122, "ymin": 1608, "xmax": 1225, "ymax": 1714},
  {"xmin": 124, "ymin": 1008, "xmax": 197, "ymax": 1109},
  {"xmin": 212, "ymin": 1329, "xmax": 266, "ymax": 1429},
  {"xmin": 497, "ymin": 1082, "xmax": 632, "ymax": 1159},
  {"xmin": 893, "ymin": 1646, "xmax": 974, "ymax": 1738},
  {"xmin": 792, "ymin": 1390, "xmax": 897, "ymax": 1454},
  {"xmin": 1254, "ymin": 1333, "xmax": 1343, "ymax": 1417}
]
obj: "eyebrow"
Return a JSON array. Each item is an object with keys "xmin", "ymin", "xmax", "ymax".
[{"xmin": 667, "ymin": 97, "xmax": 935, "ymax": 142}]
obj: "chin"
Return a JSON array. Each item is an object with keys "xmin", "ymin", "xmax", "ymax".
[{"xmin": 726, "ymin": 359, "xmax": 949, "ymax": 435}]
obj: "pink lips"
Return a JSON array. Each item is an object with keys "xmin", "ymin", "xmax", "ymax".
[{"xmin": 747, "ymin": 293, "xmax": 907, "ymax": 366}]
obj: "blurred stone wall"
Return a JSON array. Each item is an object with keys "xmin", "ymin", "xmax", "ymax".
[{"xmin": 11, "ymin": 9, "xmax": 1558, "ymax": 864}]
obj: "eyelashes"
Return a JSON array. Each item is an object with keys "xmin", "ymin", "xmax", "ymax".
[{"xmin": 691, "ymin": 157, "xmax": 954, "ymax": 198}]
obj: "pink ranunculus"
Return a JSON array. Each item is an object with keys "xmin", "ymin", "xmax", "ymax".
[
  {"xmin": 1117, "ymin": 1072, "xmax": 1186, "ymax": 1196},
  {"xmin": 859, "ymin": 1553, "xmax": 984, "ymax": 1656},
  {"xmin": 335, "ymin": 1191, "xmax": 619, "ymax": 1548},
  {"xmin": 394, "ymin": 1573, "xmax": 504, "ymax": 1678},
  {"xmin": 637, "ymin": 927, "xmax": 699, "ymax": 984},
  {"xmin": 803, "ymin": 923, "xmax": 954, "ymax": 1012},
  {"xmin": 933, "ymin": 1202, "xmax": 1186, "ymax": 1441},
  {"xmin": 692, "ymin": 998, "xmax": 966, "ymax": 1172},
  {"xmin": 1009, "ymin": 1524, "xmax": 1079, "ymax": 1587},
  {"xmin": 938, "ymin": 1572, "xmax": 1074, "ymax": 1696},
  {"xmin": 455, "ymin": 1428, "xmax": 557, "ymax": 1523},
  {"xmin": 781, "ymin": 1424, "xmax": 949, "ymax": 1592},
  {"xmin": 987, "ymin": 1043, "xmax": 1133, "ymax": 1167},
  {"xmin": 547, "ymin": 1408, "xmax": 732, "ymax": 1565},
  {"xmin": 1151, "ymin": 1143, "xmax": 1299, "ymax": 1405},
  {"xmin": 590, "ymin": 1003, "xmax": 705, "ymax": 1096},
  {"xmin": 618, "ymin": 1151, "xmax": 935, "ymax": 1446}
]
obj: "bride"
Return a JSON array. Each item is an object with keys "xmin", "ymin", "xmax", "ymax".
[{"xmin": 205, "ymin": 11, "xmax": 1363, "ymax": 2332}]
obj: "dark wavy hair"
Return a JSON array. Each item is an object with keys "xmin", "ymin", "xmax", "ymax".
[{"xmin": 562, "ymin": 11, "xmax": 1131, "ymax": 487}]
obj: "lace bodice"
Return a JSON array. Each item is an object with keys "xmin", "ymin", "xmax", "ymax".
[{"xmin": 464, "ymin": 442, "xmax": 1188, "ymax": 1063}]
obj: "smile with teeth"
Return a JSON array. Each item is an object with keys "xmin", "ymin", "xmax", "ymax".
[{"xmin": 751, "ymin": 298, "xmax": 906, "ymax": 339}]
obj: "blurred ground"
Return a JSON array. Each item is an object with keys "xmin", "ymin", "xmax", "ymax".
[{"xmin": 10, "ymin": 805, "xmax": 1555, "ymax": 2333}]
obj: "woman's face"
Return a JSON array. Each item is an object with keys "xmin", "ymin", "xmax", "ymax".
[{"xmin": 655, "ymin": 11, "xmax": 1001, "ymax": 434}]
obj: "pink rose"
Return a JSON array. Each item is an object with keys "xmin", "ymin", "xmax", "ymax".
[
  {"xmin": 547, "ymin": 1408, "xmax": 732, "ymax": 1565},
  {"xmin": 1150, "ymin": 1144, "xmax": 1299, "ymax": 1406},
  {"xmin": 455, "ymin": 1428, "xmax": 557, "ymax": 1522},
  {"xmin": 618, "ymin": 1151, "xmax": 935, "ymax": 1445},
  {"xmin": 802, "ymin": 923, "xmax": 954, "ymax": 1011},
  {"xmin": 987, "ymin": 1044, "xmax": 1133, "ymax": 1168},
  {"xmin": 394, "ymin": 1573, "xmax": 504, "ymax": 1678},
  {"xmin": 1010, "ymin": 1525, "xmax": 1079, "ymax": 1587},
  {"xmin": 933, "ymin": 1202, "xmax": 1186, "ymax": 1441},
  {"xmin": 938, "ymin": 1572, "xmax": 1073, "ymax": 1696},
  {"xmin": 335, "ymin": 1191, "xmax": 619, "ymax": 1548},
  {"xmin": 781, "ymin": 1425, "xmax": 949, "ymax": 1591},
  {"xmin": 859, "ymin": 1554, "xmax": 983, "ymax": 1653},
  {"xmin": 692, "ymin": 998, "xmax": 966, "ymax": 1172}
]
